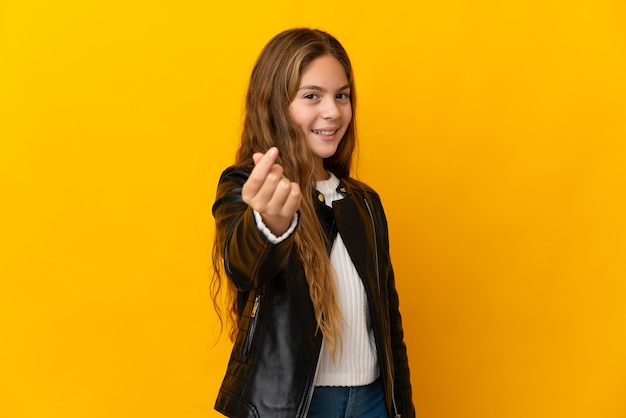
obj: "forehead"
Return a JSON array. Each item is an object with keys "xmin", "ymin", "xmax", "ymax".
[{"xmin": 299, "ymin": 55, "xmax": 349, "ymax": 87}]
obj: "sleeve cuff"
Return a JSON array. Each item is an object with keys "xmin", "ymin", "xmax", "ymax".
[{"xmin": 252, "ymin": 210, "xmax": 299, "ymax": 244}]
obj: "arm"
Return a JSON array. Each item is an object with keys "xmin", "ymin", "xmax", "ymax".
[
  {"xmin": 212, "ymin": 165, "xmax": 298, "ymax": 292},
  {"xmin": 374, "ymin": 197, "xmax": 415, "ymax": 418},
  {"xmin": 386, "ymin": 262, "xmax": 415, "ymax": 418}
]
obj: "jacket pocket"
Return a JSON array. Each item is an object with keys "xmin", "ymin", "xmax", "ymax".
[{"xmin": 242, "ymin": 289, "xmax": 262, "ymax": 362}]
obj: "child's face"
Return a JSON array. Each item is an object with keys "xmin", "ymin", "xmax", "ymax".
[{"xmin": 289, "ymin": 55, "xmax": 352, "ymax": 178}]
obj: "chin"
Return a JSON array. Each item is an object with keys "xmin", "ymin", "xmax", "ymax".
[{"xmin": 315, "ymin": 149, "xmax": 339, "ymax": 160}]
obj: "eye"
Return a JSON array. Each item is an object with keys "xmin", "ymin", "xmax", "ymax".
[
  {"xmin": 303, "ymin": 93, "xmax": 318, "ymax": 100},
  {"xmin": 336, "ymin": 92, "xmax": 351, "ymax": 100}
]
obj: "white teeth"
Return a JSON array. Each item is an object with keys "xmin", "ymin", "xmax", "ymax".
[{"xmin": 313, "ymin": 130, "xmax": 336, "ymax": 136}]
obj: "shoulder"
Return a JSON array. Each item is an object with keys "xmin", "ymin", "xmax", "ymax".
[
  {"xmin": 218, "ymin": 163, "xmax": 253, "ymax": 185},
  {"xmin": 212, "ymin": 163, "xmax": 253, "ymax": 217},
  {"xmin": 340, "ymin": 176, "xmax": 391, "ymax": 236},
  {"xmin": 340, "ymin": 176, "xmax": 381, "ymax": 200},
  {"xmin": 215, "ymin": 163, "xmax": 254, "ymax": 194}
]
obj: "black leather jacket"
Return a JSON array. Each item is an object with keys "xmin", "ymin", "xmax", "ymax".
[{"xmin": 212, "ymin": 166, "xmax": 415, "ymax": 418}]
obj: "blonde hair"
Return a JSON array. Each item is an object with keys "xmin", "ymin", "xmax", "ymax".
[{"xmin": 211, "ymin": 28, "xmax": 357, "ymax": 355}]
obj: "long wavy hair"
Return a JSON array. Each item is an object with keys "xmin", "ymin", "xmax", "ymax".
[{"xmin": 211, "ymin": 28, "xmax": 357, "ymax": 355}]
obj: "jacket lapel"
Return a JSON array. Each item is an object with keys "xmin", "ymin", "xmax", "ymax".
[{"xmin": 331, "ymin": 183, "xmax": 378, "ymax": 292}]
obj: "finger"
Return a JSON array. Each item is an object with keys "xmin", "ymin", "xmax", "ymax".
[
  {"xmin": 252, "ymin": 147, "xmax": 278, "ymax": 171},
  {"xmin": 247, "ymin": 165, "xmax": 284, "ymax": 210},
  {"xmin": 264, "ymin": 177, "xmax": 294, "ymax": 216},
  {"xmin": 255, "ymin": 181, "xmax": 301, "ymax": 236},
  {"xmin": 243, "ymin": 148, "xmax": 280, "ymax": 197},
  {"xmin": 280, "ymin": 182, "xmax": 301, "ymax": 217},
  {"xmin": 261, "ymin": 182, "xmax": 300, "ymax": 227},
  {"xmin": 266, "ymin": 181, "xmax": 301, "ymax": 218}
]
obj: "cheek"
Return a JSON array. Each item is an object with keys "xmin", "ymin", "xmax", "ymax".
[
  {"xmin": 287, "ymin": 106, "xmax": 297, "ymax": 125},
  {"xmin": 290, "ymin": 107, "xmax": 312, "ymax": 131},
  {"xmin": 344, "ymin": 107, "xmax": 353, "ymax": 124}
]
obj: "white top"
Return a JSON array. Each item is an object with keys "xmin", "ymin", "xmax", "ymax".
[{"xmin": 312, "ymin": 172, "xmax": 379, "ymax": 387}]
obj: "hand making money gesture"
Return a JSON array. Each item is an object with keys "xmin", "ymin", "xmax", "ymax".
[{"xmin": 241, "ymin": 147, "xmax": 301, "ymax": 236}]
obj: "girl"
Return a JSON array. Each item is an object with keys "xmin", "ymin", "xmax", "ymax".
[{"xmin": 211, "ymin": 28, "xmax": 414, "ymax": 418}]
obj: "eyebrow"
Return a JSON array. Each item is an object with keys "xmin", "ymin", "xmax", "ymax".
[{"xmin": 297, "ymin": 84, "xmax": 351, "ymax": 92}]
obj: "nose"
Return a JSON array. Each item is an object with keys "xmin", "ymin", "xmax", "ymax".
[{"xmin": 321, "ymin": 97, "xmax": 340, "ymax": 120}]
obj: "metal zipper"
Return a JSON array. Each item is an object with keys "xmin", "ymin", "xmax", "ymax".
[
  {"xmin": 251, "ymin": 292, "xmax": 261, "ymax": 318},
  {"xmin": 364, "ymin": 198, "xmax": 400, "ymax": 418},
  {"xmin": 243, "ymin": 290, "xmax": 262, "ymax": 361}
]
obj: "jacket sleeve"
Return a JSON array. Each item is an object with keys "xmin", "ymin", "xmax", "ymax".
[
  {"xmin": 212, "ymin": 166, "xmax": 298, "ymax": 292},
  {"xmin": 386, "ymin": 262, "xmax": 415, "ymax": 418},
  {"xmin": 376, "ymin": 198, "xmax": 416, "ymax": 418}
]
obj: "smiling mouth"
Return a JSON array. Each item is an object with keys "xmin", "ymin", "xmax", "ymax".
[{"xmin": 312, "ymin": 129, "xmax": 338, "ymax": 136}]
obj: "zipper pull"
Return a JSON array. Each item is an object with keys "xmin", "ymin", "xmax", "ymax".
[{"xmin": 251, "ymin": 293, "xmax": 261, "ymax": 318}]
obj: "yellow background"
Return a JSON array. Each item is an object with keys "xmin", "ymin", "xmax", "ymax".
[{"xmin": 2, "ymin": 0, "xmax": 625, "ymax": 417}]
